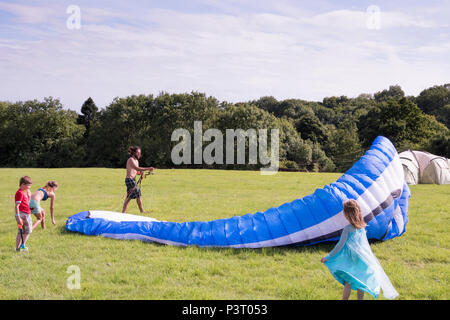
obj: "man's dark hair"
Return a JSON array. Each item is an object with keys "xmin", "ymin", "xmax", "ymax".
[{"xmin": 128, "ymin": 146, "xmax": 141, "ymax": 156}]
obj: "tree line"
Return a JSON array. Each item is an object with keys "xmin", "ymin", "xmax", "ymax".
[{"xmin": 1, "ymin": 84, "xmax": 449, "ymax": 172}]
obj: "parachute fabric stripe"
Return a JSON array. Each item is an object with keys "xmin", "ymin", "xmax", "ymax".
[{"xmin": 65, "ymin": 136, "xmax": 410, "ymax": 247}]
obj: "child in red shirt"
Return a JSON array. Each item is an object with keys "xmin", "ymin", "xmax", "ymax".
[{"xmin": 15, "ymin": 176, "xmax": 33, "ymax": 252}]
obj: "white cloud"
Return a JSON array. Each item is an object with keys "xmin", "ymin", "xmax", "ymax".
[
  {"xmin": 0, "ymin": 2, "xmax": 448, "ymax": 109},
  {"xmin": 0, "ymin": 2, "xmax": 61, "ymax": 24}
]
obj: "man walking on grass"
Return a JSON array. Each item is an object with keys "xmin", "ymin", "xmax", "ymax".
[{"xmin": 122, "ymin": 146, "xmax": 154, "ymax": 213}]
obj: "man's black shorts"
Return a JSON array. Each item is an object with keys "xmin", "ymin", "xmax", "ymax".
[{"xmin": 125, "ymin": 178, "xmax": 141, "ymax": 199}]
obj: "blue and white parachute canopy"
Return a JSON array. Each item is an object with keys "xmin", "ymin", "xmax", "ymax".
[{"xmin": 66, "ymin": 136, "xmax": 410, "ymax": 247}]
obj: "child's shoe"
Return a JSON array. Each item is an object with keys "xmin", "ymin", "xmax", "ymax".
[{"xmin": 20, "ymin": 244, "xmax": 28, "ymax": 251}]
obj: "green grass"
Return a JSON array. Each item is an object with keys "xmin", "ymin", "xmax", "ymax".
[{"xmin": 0, "ymin": 168, "xmax": 448, "ymax": 299}]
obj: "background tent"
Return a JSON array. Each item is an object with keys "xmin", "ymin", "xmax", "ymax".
[
  {"xmin": 66, "ymin": 136, "xmax": 410, "ymax": 248},
  {"xmin": 399, "ymin": 150, "xmax": 450, "ymax": 185},
  {"xmin": 422, "ymin": 157, "xmax": 450, "ymax": 184},
  {"xmin": 399, "ymin": 151, "xmax": 419, "ymax": 185}
]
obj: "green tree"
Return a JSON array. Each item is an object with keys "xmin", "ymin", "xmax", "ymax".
[
  {"xmin": 427, "ymin": 132, "xmax": 450, "ymax": 158},
  {"xmin": 0, "ymin": 97, "xmax": 84, "ymax": 167},
  {"xmin": 252, "ymin": 96, "xmax": 280, "ymax": 115},
  {"xmin": 322, "ymin": 95, "xmax": 350, "ymax": 108},
  {"xmin": 87, "ymin": 92, "xmax": 221, "ymax": 168},
  {"xmin": 358, "ymin": 97, "xmax": 447, "ymax": 150},
  {"xmin": 294, "ymin": 110, "xmax": 329, "ymax": 144},
  {"xmin": 277, "ymin": 118, "xmax": 313, "ymax": 170},
  {"xmin": 324, "ymin": 120, "xmax": 364, "ymax": 172},
  {"xmin": 438, "ymin": 104, "xmax": 450, "ymax": 128},
  {"xmin": 374, "ymin": 85, "xmax": 405, "ymax": 102},
  {"xmin": 416, "ymin": 84, "xmax": 450, "ymax": 128},
  {"xmin": 310, "ymin": 142, "xmax": 336, "ymax": 172},
  {"xmin": 216, "ymin": 103, "xmax": 279, "ymax": 169},
  {"xmin": 77, "ymin": 97, "xmax": 99, "ymax": 138},
  {"xmin": 86, "ymin": 94, "xmax": 153, "ymax": 167},
  {"xmin": 147, "ymin": 91, "xmax": 221, "ymax": 167}
]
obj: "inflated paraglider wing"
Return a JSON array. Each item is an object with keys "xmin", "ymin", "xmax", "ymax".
[{"xmin": 66, "ymin": 136, "xmax": 410, "ymax": 247}]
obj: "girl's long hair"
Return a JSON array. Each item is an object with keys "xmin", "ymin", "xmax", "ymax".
[
  {"xmin": 343, "ymin": 199, "xmax": 367, "ymax": 229},
  {"xmin": 45, "ymin": 181, "xmax": 58, "ymax": 189}
]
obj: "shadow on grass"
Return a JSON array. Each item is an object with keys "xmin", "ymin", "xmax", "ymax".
[
  {"xmin": 126, "ymin": 237, "xmax": 339, "ymax": 257},
  {"xmin": 196, "ymin": 242, "xmax": 338, "ymax": 256},
  {"xmin": 59, "ymin": 221, "xmax": 390, "ymax": 259},
  {"xmin": 58, "ymin": 225, "xmax": 71, "ymax": 235},
  {"xmin": 195, "ymin": 238, "xmax": 387, "ymax": 257},
  {"xmin": 60, "ymin": 222, "xmax": 338, "ymax": 256}
]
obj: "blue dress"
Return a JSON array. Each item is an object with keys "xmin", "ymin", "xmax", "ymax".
[{"xmin": 324, "ymin": 225, "xmax": 398, "ymax": 299}]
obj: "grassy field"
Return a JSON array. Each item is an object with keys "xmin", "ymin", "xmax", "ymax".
[{"xmin": 0, "ymin": 168, "xmax": 448, "ymax": 300}]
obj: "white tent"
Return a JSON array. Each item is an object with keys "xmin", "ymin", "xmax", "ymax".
[
  {"xmin": 422, "ymin": 157, "xmax": 450, "ymax": 184},
  {"xmin": 399, "ymin": 151, "xmax": 419, "ymax": 185},
  {"xmin": 399, "ymin": 150, "xmax": 450, "ymax": 185}
]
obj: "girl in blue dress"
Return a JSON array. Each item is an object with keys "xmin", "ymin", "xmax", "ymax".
[
  {"xmin": 30, "ymin": 181, "xmax": 59, "ymax": 230},
  {"xmin": 321, "ymin": 199, "xmax": 398, "ymax": 300}
]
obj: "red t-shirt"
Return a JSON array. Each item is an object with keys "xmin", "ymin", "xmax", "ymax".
[{"xmin": 15, "ymin": 188, "xmax": 31, "ymax": 214}]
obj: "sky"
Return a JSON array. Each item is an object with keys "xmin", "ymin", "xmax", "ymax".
[{"xmin": 0, "ymin": 0, "xmax": 449, "ymax": 111}]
